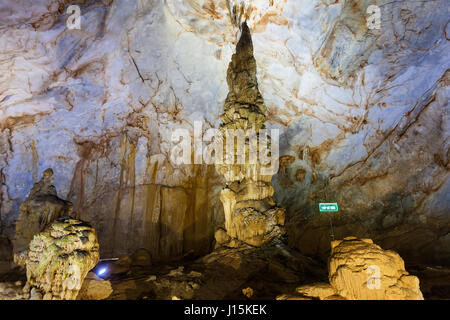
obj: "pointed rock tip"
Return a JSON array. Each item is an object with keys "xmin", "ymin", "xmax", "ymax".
[{"xmin": 236, "ymin": 21, "xmax": 253, "ymax": 54}]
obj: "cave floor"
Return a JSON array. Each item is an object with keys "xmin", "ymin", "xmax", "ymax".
[{"xmin": 1, "ymin": 242, "xmax": 449, "ymax": 300}]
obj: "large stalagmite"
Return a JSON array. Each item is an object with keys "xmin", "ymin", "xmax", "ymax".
[{"xmin": 215, "ymin": 22, "xmax": 285, "ymax": 247}]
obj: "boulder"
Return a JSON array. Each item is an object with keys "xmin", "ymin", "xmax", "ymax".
[
  {"xmin": 282, "ymin": 237, "xmax": 424, "ymax": 300},
  {"xmin": 214, "ymin": 228, "xmax": 230, "ymax": 247},
  {"xmin": 105, "ymin": 248, "xmax": 152, "ymax": 277},
  {"xmin": 276, "ymin": 293, "xmax": 312, "ymax": 300}
]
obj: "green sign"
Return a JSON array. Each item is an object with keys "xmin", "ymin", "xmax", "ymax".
[{"xmin": 319, "ymin": 203, "xmax": 339, "ymax": 212}]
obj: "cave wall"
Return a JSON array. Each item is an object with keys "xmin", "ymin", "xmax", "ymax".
[{"xmin": 0, "ymin": 0, "xmax": 448, "ymax": 264}]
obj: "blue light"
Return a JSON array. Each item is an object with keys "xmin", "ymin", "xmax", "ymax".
[{"xmin": 97, "ymin": 267, "xmax": 108, "ymax": 276}]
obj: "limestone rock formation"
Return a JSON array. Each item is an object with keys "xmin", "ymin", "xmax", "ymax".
[
  {"xmin": 215, "ymin": 22, "xmax": 285, "ymax": 247},
  {"xmin": 328, "ymin": 237, "xmax": 424, "ymax": 300},
  {"xmin": 23, "ymin": 217, "xmax": 100, "ymax": 300},
  {"xmin": 291, "ymin": 237, "xmax": 424, "ymax": 300},
  {"xmin": 13, "ymin": 168, "xmax": 73, "ymax": 262},
  {"xmin": 276, "ymin": 293, "xmax": 312, "ymax": 300}
]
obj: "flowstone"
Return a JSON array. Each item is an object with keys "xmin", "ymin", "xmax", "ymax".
[
  {"xmin": 215, "ymin": 22, "xmax": 285, "ymax": 247},
  {"xmin": 23, "ymin": 217, "xmax": 100, "ymax": 300}
]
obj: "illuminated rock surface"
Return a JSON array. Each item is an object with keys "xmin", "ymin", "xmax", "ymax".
[
  {"xmin": 0, "ymin": 0, "xmax": 448, "ymax": 268},
  {"xmin": 215, "ymin": 22, "xmax": 285, "ymax": 247},
  {"xmin": 0, "ymin": 236, "xmax": 12, "ymax": 274},
  {"xmin": 23, "ymin": 217, "xmax": 100, "ymax": 300}
]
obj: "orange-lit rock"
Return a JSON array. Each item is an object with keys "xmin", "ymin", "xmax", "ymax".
[{"xmin": 23, "ymin": 217, "xmax": 100, "ymax": 300}]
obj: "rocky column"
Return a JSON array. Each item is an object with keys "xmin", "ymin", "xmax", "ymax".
[{"xmin": 215, "ymin": 22, "xmax": 285, "ymax": 247}]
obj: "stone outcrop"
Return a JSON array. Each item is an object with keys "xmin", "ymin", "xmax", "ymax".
[
  {"xmin": 23, "ymin": 217, "xmax": 100, "ymax": 300},
  {"xmin": 215, "ymin": 22, "xmax": 285, "ymax": 247},
  {"xmin": 290, "ymin": 237, "xmax": 424, "ymax": 300},
  {"xmin": 13, "ymin": 168, "xmax": 73, "ymax": 261}
]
